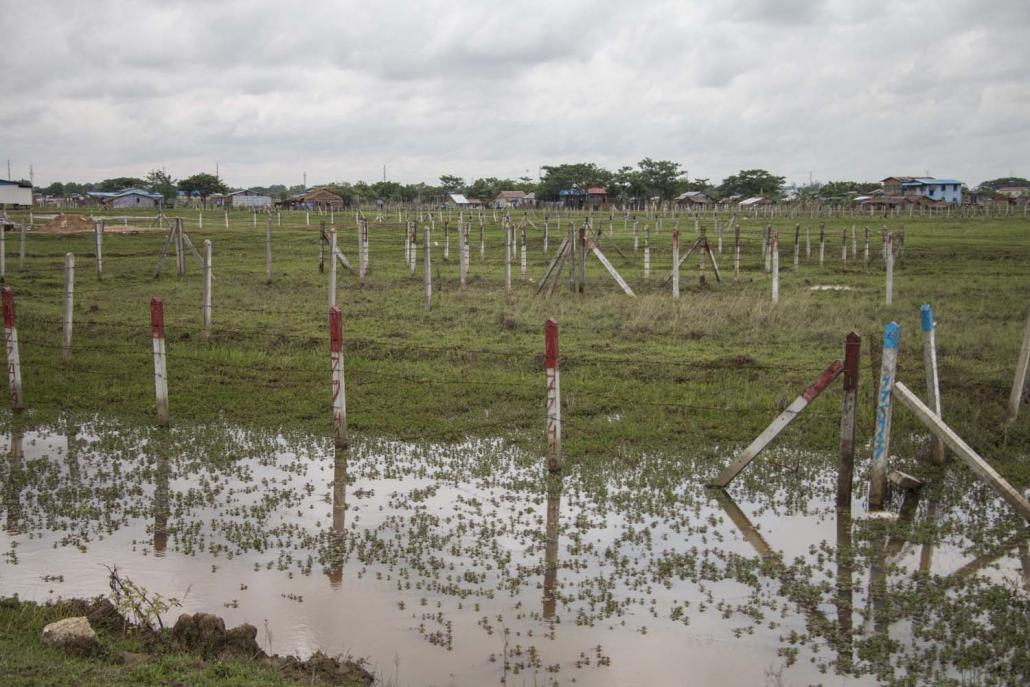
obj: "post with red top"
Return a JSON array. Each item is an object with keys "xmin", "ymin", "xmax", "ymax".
[
  {"xmin": 837, "ymin": 333, "xmax": 860, "ymax": 510},
  {"xmin": 329, "ymin": 305, "xmax": 348, "ymax": 448},
  {"xmin": 151, "ymin": 298, "xmax": 169, "ymax": 426},
  {"xmin": 3, "ymin": 288, "xmax": 23, "ymax": 411},
  {"xmin": 545, "ymin": 319, "xmax": 561, "ymax": 472}
]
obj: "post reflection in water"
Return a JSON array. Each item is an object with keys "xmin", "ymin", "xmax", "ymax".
[
  {"xmin": 66, "ymin": 425, "xmax": 81, "ymax": 483},
  {"xmin": 543, "ymin": 477, "xmax": 561, "ymax": 620},
  {"xmin": 328, "ymin": 447, "xmax": 347, "ymax": 589},
  {"xmin": 713, "ymin": 490, "xmax": 837, "ymax": 670},
  {"xmin": 153, "ymin": 440, "xmax": 170, "ymax": 556},
  {"xmin": 834, "ymin": 504, "xmax": 854, "ymax": 675},
  {"xmin": 5, "ymin": 430, "xmax": 23, "ymax": 535}
]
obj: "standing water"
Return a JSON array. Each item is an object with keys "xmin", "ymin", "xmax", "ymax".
[{"xmin": 1, "ymin": 416, "xmax": 1026, "ymax": 686}]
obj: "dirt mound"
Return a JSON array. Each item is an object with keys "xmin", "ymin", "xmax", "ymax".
[{"xmin": 40, "ymin": 213, "xmax": 95, "ymax": 234}]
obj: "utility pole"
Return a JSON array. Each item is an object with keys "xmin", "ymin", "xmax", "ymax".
[
  {"xmin": 383, "ymin": 165, "xmax": 386, "ymax": 183},
  {"xmin": 303, "ymin": 171, "xmax": 307, "ymax": 189}
]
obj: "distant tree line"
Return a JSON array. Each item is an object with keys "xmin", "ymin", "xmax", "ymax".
[{"xmin": 32, "ymin": 163, "xmax": 1030, "ymax": 206}]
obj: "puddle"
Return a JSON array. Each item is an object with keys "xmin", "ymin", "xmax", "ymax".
[{"xmin": 1, "ymin": 416, "xmax": 1027, "ymax": 686}]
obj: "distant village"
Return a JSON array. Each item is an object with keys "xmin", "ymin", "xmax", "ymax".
[{"xmin": 2, "ymin": 171, "xmax": 1028, "ymax": 213}]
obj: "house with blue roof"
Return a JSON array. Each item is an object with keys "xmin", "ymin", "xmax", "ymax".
[{"xmin": 881, "ymin": 176, "xmax": 963, "ymax": 205}]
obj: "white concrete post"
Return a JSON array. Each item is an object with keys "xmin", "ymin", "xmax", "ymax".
[
  {"xmin": 328, "ymin": 229, "xmax": 337, "ymax": 309},
  {"xmin": 266, "ymin": 217, "xmax": 273, "ymax": 284},
  {"xmin": 330, "ymin": 305, "xmax": 347, "ymax": 448},
  {"xmin": 202, "ymin": 240, "xmax": 212, "ymax": 339},
  {"xmin": 672, "ymin": 229, "xmax": 681, "ymax": 299},
  {"xmin": 94, "ymin": 220, "xmax": 103, "ymax": 279},
  {"xmin": 63, "ymin": 254, "xmax": 74, "ymax": 360},
  {"xmin": 771, "ymin": 232, "xmax": 779, "ymax": 304},
  {"xmin": 545, "ymin": 319, "xmax": 562, "ymax": 472},
  {"xmin": 424, "ymin": 226, "xmax": 432, "ymax": 309},
  {"xmin": 885, "ymin": 233, "xmax": 894, "ymax": 305}
]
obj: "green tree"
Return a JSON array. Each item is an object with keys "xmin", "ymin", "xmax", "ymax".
[
  {"xmin": 439, "ymin": 175, "xmax": 466, "ymax": 193},
  {"xmin": 717, "ymin": 169, "xmax": 785, "ymax": 199},
  {"xmin": 636, "ymin": 158, "xmax": 685, "ymax": 200},
  {"xmin": 98, "ymin": 176, "xmax": 147, "ymax": 192},
  {"xmin": 41, "ymin": 181, "xmax": 65, "ymax": 197},
  {"xmin": 537, "ymin": 163, "xmax": 612, "ymax": 201},
  {"xmin": 145, "ymin": 170, "xmax": 177, "ymax": 202},
  {"xmin": 976, "ymin": 177, "xmax": 1030, "ymax": 193},
  {"xmin": 818, "ymin": 180, "xmax": 881, "ymax": 200},
  {"xmin": 178, "ymin": 173, "xmax": 227, "ymax": 199}
]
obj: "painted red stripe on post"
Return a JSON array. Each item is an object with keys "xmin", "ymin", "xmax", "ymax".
[
  {"xmin": 545, "ymin": 319, "xmax": 559, "ymax": 369},
  {"xmin": 843, "ymin": 332, "xmax": 860, "ymax": 392},
  {"xmin": 802, "ymin": 359, "xmax": 845, "ymax": 402},
  {"xmin": 2, "ymin": 288, "xmax": 14, "ymax": 328},
  {"xmin": 329, "ymin": 306, "xmax": 342, "ymax": 353},
  {"xmin": 150, "ymin": 298, "xmax": 164, "ymax": 339}
]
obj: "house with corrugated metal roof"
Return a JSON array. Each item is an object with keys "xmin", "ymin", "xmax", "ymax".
[
  {"xmin": 673, "ymin": 191, "xmax": 709, "ymax": 207},
  {"xmin": 0, "ymin": 179, "xmax": 33, "ymax": 206},
  {"xmin": 494, "ymin": 190, "xmax": 531, "ymax": 208},
  {"xmin": 880, "ymin": 176, "xmax": 963, "ymax": 204},
  {"xmin": 87, "ymin": 188, "xmax": 164, "ymax": 209}
]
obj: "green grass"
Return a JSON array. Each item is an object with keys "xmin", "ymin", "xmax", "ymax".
[
  {"xmin": 1, "ymin": 207, "xmax": 1029, "ymax": 481},
  {"xmin": 0, "ymin": 597, "xmax": 367, "ymax": 686}
]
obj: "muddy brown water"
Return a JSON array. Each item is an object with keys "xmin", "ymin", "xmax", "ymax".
[{"xmin": 0, "ymin": 417, "xmax": 1026, "ymax": 686}]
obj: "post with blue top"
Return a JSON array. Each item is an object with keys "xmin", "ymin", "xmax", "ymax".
[
  {"xmin": 869, "ymin": 322, "xmax": 900, "ymax": 510},
  {"xmin": 921, "ymin": 305, "xmax": 946, "ymax": 463}
]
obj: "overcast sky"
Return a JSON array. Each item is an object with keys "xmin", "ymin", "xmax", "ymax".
[{"xmin": 2, "ymin": 0, "xmax": 1028, "ymax": 189}]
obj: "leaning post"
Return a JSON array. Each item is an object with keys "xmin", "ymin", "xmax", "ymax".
[
  {"xmin": 921, "ymin": 304, "xmax": 946, "ymax": 463},
  {"xmin": 1009, "ymin": 310, "xmax": 1030, "ymax": 421}
]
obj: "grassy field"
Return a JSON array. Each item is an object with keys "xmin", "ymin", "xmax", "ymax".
[
  {"xmin": 2, "ymin": 205, "xmax": 1029, "ymax": 685},
  {"xmin": 0, "ymin": 206, "xmax": 1028, "ymax": 479},
  {"xmin": 0, "ymin": 597, "xmax": 371, "ymax": 686}
]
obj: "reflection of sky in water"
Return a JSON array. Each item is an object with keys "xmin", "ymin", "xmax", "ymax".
[{"xmin": 0, "ymin": 418, "xmax": 1026, "ymax": 687}]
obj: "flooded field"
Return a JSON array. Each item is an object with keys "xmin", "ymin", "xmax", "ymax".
[{"xmin": 1, "ymin": 415, "xmax": 1027, "ymax": 686}]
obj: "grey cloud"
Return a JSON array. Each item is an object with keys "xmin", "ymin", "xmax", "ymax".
[{"xmin": 1, "ymin": 0, "xmax": 1027, "ymax": 188}]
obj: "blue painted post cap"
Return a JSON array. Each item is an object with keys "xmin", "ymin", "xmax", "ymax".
[
  {"xmin": 920, "ymin": 304, "xmax": 934, "ymax": 332},
  {"xmin": 883, "ymin": 321, "xmax": 900, "ymax": 350}
]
